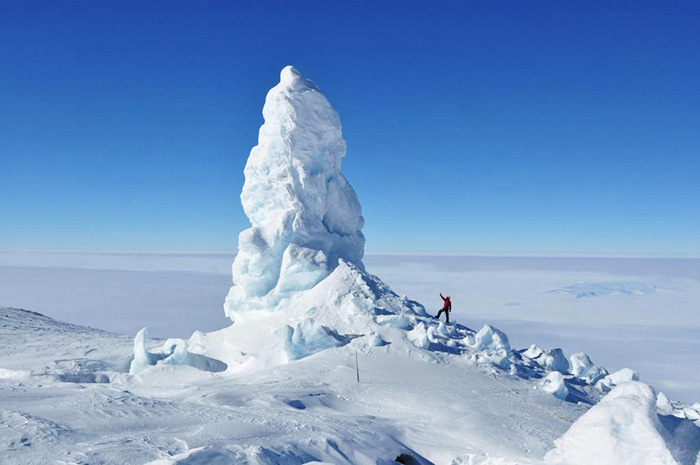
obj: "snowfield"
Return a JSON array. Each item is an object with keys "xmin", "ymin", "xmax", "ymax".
[
  {"xmin": 2, "ymin": 304, "xmax": 698, "ymax": 464},
  {"xmin": 2, "ymin": 67, "xmax": 699, "ymax": 464}
]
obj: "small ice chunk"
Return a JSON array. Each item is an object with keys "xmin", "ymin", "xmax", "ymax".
[
  {"xmin": 278, "ymin": 319, "xmax": 352, "ymax": 361},
  {"xmin": 596, "ymin": 368, "xmax": 639, "ymax": 392},
  {"xmin": 523, "ymin": 344, "xmax": 544, "ymax": 359},
  {"xmin": 569, "ymin": 352, "xmax": 607, "ymax": 384},
  {"xmin": 224, "ymin": 66, "xmax": 365, "ymax": 319},
  {"xmin": 656, "ymin": 391, "xmax": 674, "ymax": 415},
  {"xmin": 541, "ymin": 372, "xmax": 569, "ymax": 400},
  {"xmin": 367, "ymin": 332, "xmax": 388, "ymax": 347},
  {"xmin": 472, "ymin": 325, "xmax": 511, "ymax": 355},
  {"xmin": 129, "ymin": 327, "xmax": 158, "ymax": 374},
  {"xmin": 129, "ymin": 327, "xmax": 226, "ymax": 374}
]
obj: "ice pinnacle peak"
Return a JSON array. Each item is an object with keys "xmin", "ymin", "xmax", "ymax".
[
  {"xmin": 279, "ymin": 65, "xmax": 318, "ymax": 91},
  {"xmin": 224, "ymin": 66, "xmax": 365, "ymax": 320}
]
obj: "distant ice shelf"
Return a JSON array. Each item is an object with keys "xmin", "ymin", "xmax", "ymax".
[{"xmin": 545, "ymin": 280, "xmax": 659, "ymax": 298}]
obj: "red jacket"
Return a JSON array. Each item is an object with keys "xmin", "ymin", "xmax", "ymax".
[{"xmin": 440, "ymin": 294, "xmax": 451, "ymax": 309}]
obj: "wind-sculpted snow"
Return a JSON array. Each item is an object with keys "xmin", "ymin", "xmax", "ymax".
[
  {"xmin": 545, "ymin": 381, "xmax": 700, "ymax": 465},
  {"xmin": 129, "ymin": 327, "xmax": 227, "ymax": 374},
  {"xmin": 224, "ymin": 66, "xmax": 365, "ymax": 320}
]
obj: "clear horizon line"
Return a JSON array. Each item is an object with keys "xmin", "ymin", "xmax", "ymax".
[{"xmin": 1, "ymin": 248, "xmax": 698, "ymax": 259}]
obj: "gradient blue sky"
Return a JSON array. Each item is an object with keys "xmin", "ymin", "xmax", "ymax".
[{"xmin": 1, "ymin": 1, "xmax": 699, "ymax": 255}]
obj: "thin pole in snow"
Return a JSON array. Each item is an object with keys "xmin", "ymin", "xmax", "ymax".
[{"xmin": 355, "ymin": 351, "xmax": 360, "ymax": 383}]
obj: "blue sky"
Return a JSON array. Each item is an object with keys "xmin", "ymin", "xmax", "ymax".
[{"xmin": 1, "ymin": 1, "xmax": 698, "ymax": 255}]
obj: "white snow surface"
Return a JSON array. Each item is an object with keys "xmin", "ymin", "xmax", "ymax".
[
  {"xmin": 545, "ymin": 382, "xmax": 700, "ymax": 465},
  {"xmin": 224, "ymin": 66, "xmax": 365, "ymax": 320},
  {"xmin": 0, "ymin": 306, "xmax": 585, "ymax": 465}
]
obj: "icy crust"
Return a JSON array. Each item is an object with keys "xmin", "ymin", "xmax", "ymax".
[
  {"xmin": 545, "ymin": 382, "xmax": 700, "ymax": 465},
  {"xmin": 224, "ymin": 66, "xmax": 365, "ymax": 319},
  {"xmin": 129, "ymin": 328, "xmax": 226, "ymax": 375}
]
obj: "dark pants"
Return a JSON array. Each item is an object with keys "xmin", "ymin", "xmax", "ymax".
[{"xmin": 435, "ymin": 306, "xmax": 450, "ymax": 323}]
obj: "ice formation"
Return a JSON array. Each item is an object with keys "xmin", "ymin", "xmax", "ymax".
[
  {"xmin": 569, "ymin": 352, "xmax": 607, "ymax": 384},
  {"xmin": 595, "ymin": 367, "xmax": 639, "ymax": 393},
  {"xmin": 541, "ymin": 371, "xmax": 569, "ymax": 400},
  {"xmin": 522, "ymin": 344, "xmax": 570, "ymax": 373},
  {"xmin": 129, "ymin": 327, "xmax": 226, "ymax": 374},
  {"xmin": 224, "ymin": 66, "xmax": 365, "ymax": 320},
  {"xmin": 545, "ymin": 382, "xmax": 696, "ymax": 465}
]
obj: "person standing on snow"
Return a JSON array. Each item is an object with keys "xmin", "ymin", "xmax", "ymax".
[{"xmin": 435, "ymin": 293, "xmax": 452, "ymax": 323}]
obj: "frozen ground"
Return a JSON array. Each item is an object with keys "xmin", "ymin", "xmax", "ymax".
[{"xmin": 1, "ymin": 250, "xmax": 698, "ymax": 403}]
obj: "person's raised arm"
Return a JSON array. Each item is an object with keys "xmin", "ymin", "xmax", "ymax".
[{"xmin": 440, "ymin": 293, "xmax": 445, "ymax": 301}]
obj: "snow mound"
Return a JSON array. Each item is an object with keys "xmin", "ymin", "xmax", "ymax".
[
  {"xmin": 569, "ymin": 352, "xmax": 608, "ymax": 384},
  {"xmin": 224, "ymin": 65, "xmax": 365, "ymax": 320},
  {"xmin": 545, "ymin": 381, "xmax": 699, "ymax": 465}
]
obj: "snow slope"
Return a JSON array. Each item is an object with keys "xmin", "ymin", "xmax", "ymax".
[{"xmin": 2, "ymin": 253, "xmax": 699, "ymax": 402}]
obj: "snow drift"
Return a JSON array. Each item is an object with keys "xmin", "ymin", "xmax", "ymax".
[{"xmin": 224, "ymin": 65, "xmax": 365, "ymax": 320}]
